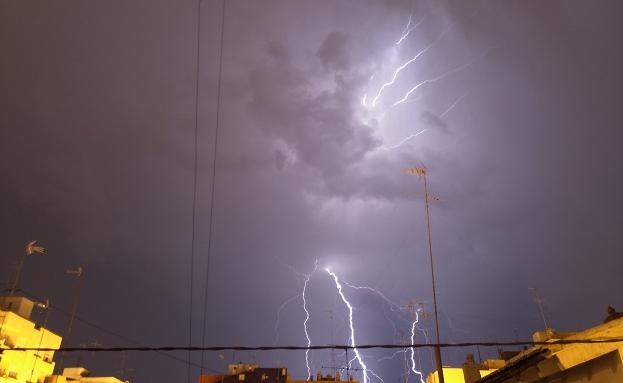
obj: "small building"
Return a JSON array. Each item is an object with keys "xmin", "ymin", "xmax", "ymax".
[
  {"xmin": 478, "ymin": 314, "xmax": 623, "ymax": 383},
  {"xmin": 426, "ymin": 311, "xmax": 623, "ymax": 383},
  {"xmin": 425, "ymin": 365, "xmax": 497, "ymax": 383},
  {"xmin": 45, "ymin": 367, "xmax": 128, "ymax": 383},
  {"xmin": 0, "ymin": 296, "xmax": 62, "ymax": 383},
  {"xmin": 0, "ymin": 296, "xmax": 128, "ymax": 383},
  {"xmin": 199, "ymin": 364, "xmax": 287, "ymax": 383},
  {"xmin": 199, "ymin": 364, "xmax": 358, "ymax": 383}
]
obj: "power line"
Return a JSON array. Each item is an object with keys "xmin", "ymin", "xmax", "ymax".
[
  {"xmin": 201, "ymin": 0, "xmax": 226, "ymax": 375},
  {"xmin": 9, "ymin": 338, "xmax": 623, "ymax": 353},
  {"xmin": 188, "ymin": 0, "xmax": 203, "ymax": 381}
]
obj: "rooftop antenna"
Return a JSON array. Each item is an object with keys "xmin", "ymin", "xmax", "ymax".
[
  {"xmin": 325, "ymin": 309, "xmax": 337, "ymax": 380},
  {"xmin": 58, "ymin": 266, "xmax": 84, "ymax": 371},
  {"xmin": 10, "ymin": 240, "xmax": 45, "ymax": 296},
  {"xmin": 528, "ymin": 288, "xmax": 552, "ymax": 331},
  {"xmin": 407, "ymin": 167, "xmax": 445, "ymax": 383}
]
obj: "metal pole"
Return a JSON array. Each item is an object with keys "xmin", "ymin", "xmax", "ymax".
[
  {"xmin": 9, "ymin": 251, "xmax": 28, "ymax": 296},
  {"xmin": 422, "ymin": 173, "xmax": 445, "ymax": 383},
  {"xmin": 327, "ymin": 310, "xmax": 336, "ymax": 380},
  {"xmin": 345, "ymin": 348, "xmax": 349, "ymax": 381},
  {"xmin": 58, "ymin": 267, "xmax": 83, "ymax": 371}
]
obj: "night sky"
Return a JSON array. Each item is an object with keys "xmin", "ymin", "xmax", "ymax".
[{"xmin": 1, "ymin": 1, "xmax": 622, "ymax": 382}]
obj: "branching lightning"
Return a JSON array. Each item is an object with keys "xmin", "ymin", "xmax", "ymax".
[
  {"xmin": 370, "ymin": 46, "xmax": 431, "ymax": 107},
  {"xmin": 372, "ymin": 23, "xmax": 455, "ymax": 107},
  {"xmin": 273, "ymin": 293, "xmax": 303, "ymax": 345},
  {"xmin": 440, "ymin": 94, "xmax": 466, "ymax": 118},
  {"xmin": 342, "ymin": 281, "xmax": 403, "ymax": 311},
  {"xmin": 326, "ymin": 268, "xmax": 369, "ymax": 383},
  {"xmin": 368, "ymin": 369, "xmax": 386, "ymax": 383},
  {"xmin": 377, "ymin": 349, "xmax": 408, "ymax": 363},
  {"xmin": 410, "ymin": 316, "xmax": 425, "ymax": 383},
  {"xmin": 395, "ymin": 15, "xmax": 426, "ymax": 46},
  {"xmin": 380, "ymin": 129, "xmax": 428, "ymax": 151},
  {"xmin": 340, "ymin": 278, "xmax": 427, "ymax": 382},
  {"xmin": 393, "ymin": 51, "xmax": 490, "ymax": 107},
  {"xmin": 302, "ymin": 261, "xmax": 318, "ymax": 380}
]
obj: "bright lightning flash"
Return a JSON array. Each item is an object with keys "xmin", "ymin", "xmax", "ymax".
[
  {"xmin": 342, "ymin": 279, "xmax": 426, "ymax": 383},
  {"xmin": 325, "ymin": 268, "xmax": 369, "ymax": 383},
  {"xmin": 371, "ymin": 46, "xmax": 431, "ymax": 107},
  {"xmin": 395, "ymin": 15, "xmax": 426, "ymax": 46},
  {"xmin": 302, "ymin": 261, "xmax": 318, "ymax": 380},
  {"xmin": 380, "ymin": 129, "xmax": 427, "ymax": 151},
  {"xmin": 393, "ymin": 53, "xmax": 487, "ymax": 106},
  {"xmin": 410, "ymin": 315, "xmax": 425, "ymax": 383}
]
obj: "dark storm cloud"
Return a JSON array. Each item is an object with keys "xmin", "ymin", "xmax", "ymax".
[
  {"xmin": 246, "ymin": 37, "xmax": 380, "ymax": 179},
  {"xmin": 317, "ymin": 32, "xmax": 351, "ymax": 73}
]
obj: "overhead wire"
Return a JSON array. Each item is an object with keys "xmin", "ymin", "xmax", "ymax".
[
  {"xmin": 200, "ymin": 0, "xmax": 226, "ymax": 375},
  {"xmin": 9, "ymin": 338, "xmax": 623, "ymax": 353},
  {"xmin": 188, "ymin": 0, "xmax": 203, "ymax": 381}
]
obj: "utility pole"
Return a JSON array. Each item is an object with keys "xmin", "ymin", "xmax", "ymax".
[{"xmin": 407, "ymin": 167, "xmax": 444, "ymax": 383}]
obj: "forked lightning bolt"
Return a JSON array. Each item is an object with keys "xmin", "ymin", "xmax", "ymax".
[
  {"xmin": 371, "ymin": 46, "xmax": 432, "ymax": 107},
  {"xmin": 410, "ymin": 315, "xmax": 425, "ymax": 383},
  {"xmin": 326, "ymin": 268, "xmax": 369, "ymax": 383},
  {"xmin": 381, "ymin": 129, "xmax": 428, "ymax": 151},
  {"xmin": 372, "ymin": 24, "xmax": 454, "ymax": 107},
  {"xmin": 340, "ymin": 277, "xmax": 427, "ymax": 382},
  {"xmin": 377, "ymin": 349, "xmax": 408, "ymax": 363},
  {"xmin": 393, "ymin": 52, "xmax": 490, "ymax": 106},
  {"xmin": 395, "ymin": 14, "xmax": 426, "ymax": 46},
  {"xmin": 302, "ymin": 261, "xmax": 318, "ymax": 379},
  {"xmin": 273, "ymin": 293, "xmax": 302, "ymax": 345},
  {"xmin": 342, "ymin": 281, "xmax": 403, "ymax": 311},
  {"xmin": 440, "ymin": 94, "xmax": 466, "ymax": 118}
]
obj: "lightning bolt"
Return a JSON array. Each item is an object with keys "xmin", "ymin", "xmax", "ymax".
[
  {"xmin": 340, "ymin": 278, "xmax": 429, "ymax": 382},
  {"xmin": 342, "ymin": 280, "xmax": 403, "ymax": 343},
  {"xmin": 380, "ymin": 129, "xmax": 428, "ymax": 151},
  {"xmin": 440, "ymin": 94, "xmax": 466, "ymax": 118},
  {"xmin": 395, "ymin": 15, "xmax": 426, "ymax": 46},
  {"xmin": 393, "ymin": 50, "xmax": 491, "ymax": 107},
  {"xmin": 368, "ymin": 369, "xmax": 386, "ymax": 383},
  {"xmin": 273, "ymin": 293, "xmax": 302, "ymax": 345},
  {"xmin": 302, "ymin": 261, "xmax": 318, "ymax": 380},
  {"xmin": 370, "ymin": 46, "xmax": 431, "ymax": 107},
  {"xmin": 325, "ymin": 268, "xmax": 369, "ymax": 383},
  {"xmin": 410, "ymin": 315, "xmax": 425, "ymax": 383},
  {"xmin": 342, "ymin": 281, "xmax": 403, "ymax": 311},
  {"xmin": 371, "ymin": 23, "xmax": 455, "ymax": 107},
  {"xmin": 377, "ymin": 349, "xmax": 408, "ymax": 363}
]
